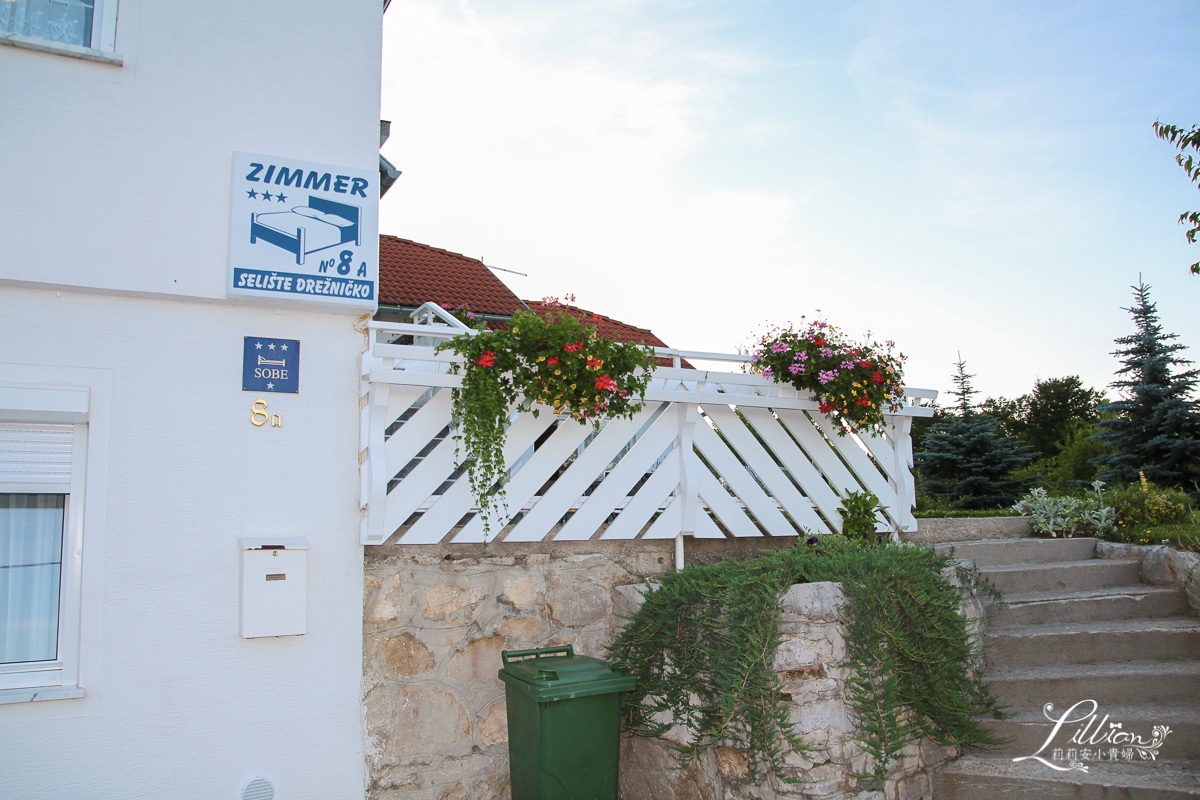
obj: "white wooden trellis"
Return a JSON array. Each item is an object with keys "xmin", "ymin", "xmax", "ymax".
[{"xmin": 360, "ymin": 304, "xmax": 936, "ymax": 560}]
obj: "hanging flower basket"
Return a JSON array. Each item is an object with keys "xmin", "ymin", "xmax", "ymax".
[
  {"xmin": 749, "ymin": 319, "xmax": 906, "ymax": 434},
  {"xmin": 436, "ymin": 299, "xmax": 655, "ymax": 532}
]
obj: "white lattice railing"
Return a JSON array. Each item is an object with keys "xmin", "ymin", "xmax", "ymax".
[{"xmin": 360, "ymin": 304, "xmax": 935, "ymax": 555}]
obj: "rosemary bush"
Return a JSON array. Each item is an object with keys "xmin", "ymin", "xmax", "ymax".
[{"xmin": 609, "ymin": 544, "xmax": 1003, "ymax": 784}]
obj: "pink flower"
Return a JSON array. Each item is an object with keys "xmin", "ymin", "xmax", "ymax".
[
  {"xmin": 818, "ymin": 369, "xmax": 838, "ymax": 384},
  {"xmin": 771, "ymin": 341, "xmax": 790, "ymax": 354}
]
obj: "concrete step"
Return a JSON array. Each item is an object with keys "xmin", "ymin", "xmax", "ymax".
[
  {"xmin": 982, "ymin": 559, "xmax": 1142, "ymax": 596},
  {"xmin": 937, "ymin": 537, "xmax": 1098, "ymax": 568},
  {"xmin": 987, "ymin": 584, "xmax": 1190, "ymax": 627},
  {"xmin": 977, "ymin": 703, "xmax": 1200, "ymax": 761},
  {"xmin": 934, "ymin": 755, "xmax": 1200, "ymax": 799},
  {"xmin": 984, "ymin": 617, "xmax": 1200, "ymax": 668},
  {"xmin": 903, "ymin": 516, "xmax": 1033, "ymax": 544},
  {"xmin": 988, "ymin": 660, "xmax": 1200, "ymax": 709}
]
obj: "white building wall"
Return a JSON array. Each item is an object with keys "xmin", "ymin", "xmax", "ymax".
[{"xmin": 0, "ymin": 2, "xmax": 380, "ymax": 797}]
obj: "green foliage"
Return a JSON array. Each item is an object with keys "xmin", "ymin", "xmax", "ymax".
[
  {"xmin": 916, "ymin": 357, "xmax": 1035, "ymax": 510},
  {"xmin": 610, "ymin": 546, "xmax": 1004, "ymax": 785},
  {"xmin": 1104, "ymin": 473, "xmax": 1195, "ymax": 528},
  {"xmin": 913, "ymin": 507, "xmax": 1021, "ymax": 519},
  {"xmin": 1152, "ymin": 121, "xmax": 1200, "ymax": 275},
  {"xmin": 838, "ymin": 489, "xmax": 885, "ymax": 539},
  {"xmin": 1013, "ymin": 419, "xmax": 1111, "ymax": 496},
  {"xmin": 436, "ymin": 299, "xmax": 653, "ymax": 532},
  {"xmin": 982, "ymin": 377, "xmax": 1105, "ymax": 461},
  {"xmin": 1012, "ymin": 482, "xmax": 1116, "ymax": 538},
  {"xmin": 1091, "ymin": 280, "xmax": 1200, "ymax": 491},
  {"xmin": 749, "ymin": 319, "xmax": 905, "ymax": 434}
]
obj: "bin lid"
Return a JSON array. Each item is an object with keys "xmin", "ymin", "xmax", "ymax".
[{"xmin": 499, "ymin": 646, "xmax": 636, "ymax": 703}]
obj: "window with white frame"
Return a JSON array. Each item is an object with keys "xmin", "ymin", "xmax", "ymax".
[
  {"xmin": 0, "ymin": 0, "xmax": 118, "ymax": 53},
  {"xmin": 0, "ymin": 385, "xmax": 89, "ymax": 694}
]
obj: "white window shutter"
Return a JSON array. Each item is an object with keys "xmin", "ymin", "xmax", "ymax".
[{"xmin": 0, "ymin": 423, "xmax": 75, "ymax": 489}]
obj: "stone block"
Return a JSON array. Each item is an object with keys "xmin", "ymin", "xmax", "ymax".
[
  {"xmin": 790, "ymin": 699, "xmax": 851, "ymax": 737},
  {"xmin": 1142, "ymin": 545, "xmax": 1174, "ymax": 585},
  {"xmin": 423, "ymin": 582, "xmax": 487, "ymax": 623},
  {"xmin": 779, "ymin": 581, "xmax": 848, "ymax": 623},
  {"xmin": 395, "ymin": 687, "xmax": 471, "ymax": 752},
  {"xmin": 479, "ymin": 697, "xmax": 508, "ymax": 748},
  {"xmin": 375, "ymin": 631, "xmax": 436, "ymax": 677},
  {"xmin": 619, "ymin": 734, "xmax": 718, "ymax": 800},
  {"xmin": 613, "ymin": 582, "xmax": 657, "ymax": 619},
  {"xmin": 715, "ymin": 747, "xmax": 749, "ymax": 781},
  {"xmin": 446, "ymin": 635, "xmax": 507, "ymax": 689},
  {"xmin": 547, "ymin": 573, "xmax": 610, "ymax": 627},
  {"xmin": 495, "ymin": 614, "xmax": 547, "ymax": 643},
  {"xmin": 499, "ymin": 575, "xmax": 541, "ymax": 610},
  {"xmin": 370, "ymin": 573, "xmax": 421, "ymax": 627}
]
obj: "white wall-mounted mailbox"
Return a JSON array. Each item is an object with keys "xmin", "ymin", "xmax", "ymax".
[{"xmin": 240, "ymin": 537, "xmax": 309, "ymax": 638}]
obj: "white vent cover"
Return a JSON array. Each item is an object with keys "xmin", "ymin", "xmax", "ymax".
[{"xmin": 242, "ymin": 777, "xmax": 275, "ymax": 800}]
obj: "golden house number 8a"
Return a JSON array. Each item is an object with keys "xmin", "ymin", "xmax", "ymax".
[{"xmin": 250, "ymin": 399, "xmax": 283, "ymax": 428}]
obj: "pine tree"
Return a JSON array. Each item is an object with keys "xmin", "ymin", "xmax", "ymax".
[
  {"xmin": 1093, "ymin": 279, "xmax": 1200, "ymax": 490},
  {"xmin": 915, "ymin": 357, "xmax": 1034, "ymax": 509}
]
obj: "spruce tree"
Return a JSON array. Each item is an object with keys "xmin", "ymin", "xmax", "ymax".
[
  {"xmin": 1093, "ymin": 279, "xmax": 1200, "ymax": 490},
  {"xmin": 916, "ymin": 357, "xmax": 1033, "ymax": 509}
]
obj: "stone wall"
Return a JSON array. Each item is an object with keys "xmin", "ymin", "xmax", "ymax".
[
  {"xmin": 1095, "ymin": 540, "xmax": 1200, "ymax": 616},
  {"xmin": 363, "ymin": 539, "xmax": 964, "ymax": 800},
  {"xmin": 363, "ymin": 540, "xmax": 679, "ymax": 800}
]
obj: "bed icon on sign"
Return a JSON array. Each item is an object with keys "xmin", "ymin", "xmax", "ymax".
[
  {"xmin": 243, "ymin": 337, "xmax": 300, "ymax": 394},
  {"xmin": 249, "ymin": 195, "xmax": 361, "ymax": 266}
]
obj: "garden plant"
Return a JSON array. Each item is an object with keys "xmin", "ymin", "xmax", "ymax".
[
  {"xmin": 610, "ymin": 539, "xmax": 1004, "ymax": 786},
  {"xmin": 436, "ymin": 297, "xmax": 654, "ymax": 532}
]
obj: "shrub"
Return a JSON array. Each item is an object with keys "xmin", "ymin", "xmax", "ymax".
[
  {"xmin": 1104, "ymin": 473, "xmax": 1194, "ymax": 527},
  {"xmin": 610, "ymin": 545, "xmax": 1003, "ymax": 785},
  {"xmin": 1012, "ymin": 482, "xmax": 1116, "ymax": 538}
]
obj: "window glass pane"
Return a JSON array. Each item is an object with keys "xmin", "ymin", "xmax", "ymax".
[
  {"xmin": 0, "ymin": 0, "xmax": 95, "ymax": 48},
  {"xmin": 0, "ymin": 494, "xmax": 65, "ymax": 664}
]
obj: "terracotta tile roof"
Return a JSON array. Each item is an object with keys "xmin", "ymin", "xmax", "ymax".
[
  {"xmin": 378, "ymin": 235, "xmax": 525, "ymax": 316},
  {"xmin": 524, "ymin": 302, "xmax": 687, "ymax": 367},
  {"xmin": 526, "ymin": 303, "xmax": 670, "ymax": 348}
]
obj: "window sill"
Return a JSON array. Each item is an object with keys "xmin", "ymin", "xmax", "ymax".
[
  {"xmin": 0, "ymin": 685, "xmax": 86, "ymax": 705},
  {"xmin": 0, "ymin": 32, "xmax": 123, "ymax": 66}
]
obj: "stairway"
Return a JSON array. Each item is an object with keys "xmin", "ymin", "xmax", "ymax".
[{"xmin": 930, "ymin": 536, "xmax": 1200, "ymax": 799}]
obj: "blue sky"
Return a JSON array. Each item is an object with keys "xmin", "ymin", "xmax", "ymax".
[{"xmin": 380, "ymin": 0, "xmax": 1200, "ymax": 402}]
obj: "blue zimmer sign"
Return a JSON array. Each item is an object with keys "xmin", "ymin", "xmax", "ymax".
[
  {"xmin": 228, "ymin": 151, "xmax": 378, "ymax": 309},
  {"xmin": 243, "ymin": 337, "xmax": 300, "ymax": 394}
]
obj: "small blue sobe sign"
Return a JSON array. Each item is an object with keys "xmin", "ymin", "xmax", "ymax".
[{"xmin": 243, "ymin": 337, "xmax": 300, "ymax": 393}]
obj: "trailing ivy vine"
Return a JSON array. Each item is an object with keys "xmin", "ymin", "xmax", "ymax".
[
  {"xmin": 435, "ymin": 298, "xmax": 653, "ymax": 534},
  {"xmin": 609, "ymin": 543, "xmax": 1004, "ymax": 785}
]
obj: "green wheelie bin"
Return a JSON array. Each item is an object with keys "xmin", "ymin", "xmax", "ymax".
[{"xmin": 498, "ymin": 645, "xmax": 636, "ymax": 800}]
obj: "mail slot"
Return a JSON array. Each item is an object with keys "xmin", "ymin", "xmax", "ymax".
[{"xmin": 240, "ymin": 537, "xmax": 309, "ymax": 638}]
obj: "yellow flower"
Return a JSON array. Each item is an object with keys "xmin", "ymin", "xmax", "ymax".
[
  {"xmin": 570, "ymin": 384, "xmax": 576, "ymax": 389},
  {"xmin": 555, "ymin": 369, "xmax": 561, "ymax": 375}
]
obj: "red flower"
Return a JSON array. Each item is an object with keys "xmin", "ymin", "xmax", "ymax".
[
  {"xmin": 871, "ymin": 371, "xmax": 885, "ymax": 383},
  {"xmin": 813, "ymin": 336, "xmax": 826, "ymax": 347},
  {"xmin": 563, "ymin": 341, "xmax": 585, "ymax": 353},
  {"xmin": 475, "ymin": 351, "xmax": 496, "ymax": 367},
  {"xmin": 859, "ymin": 360, "xmax": 872, "ymax": 368},
  {"xmin": 595, "ymin": 374, "xmax": 618, "ymax": 392},
  {"xmin": 818, "ymin": 402, "xmax": 835, "ymax": 414},
  {"xmin": 856, "ymin": 397, "xmax": 871, "ymax": 407},
  {"xmin": 547, "ymin": 357, "xmax": 559, "ymax": 366},
  {"xmin": 587, "ymin": 356, "xmax": 604, "ymax": 369}
]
